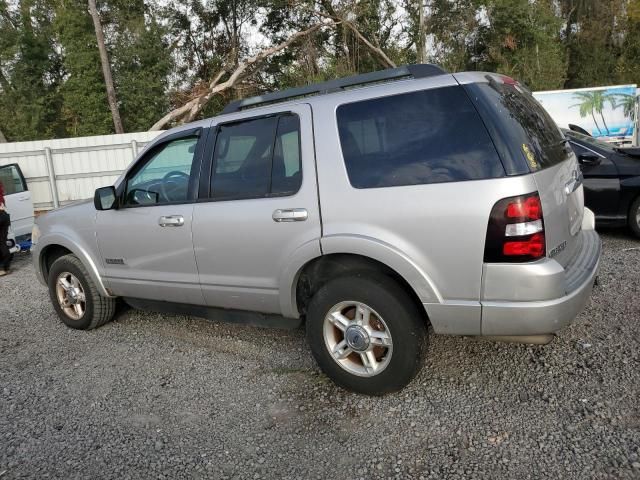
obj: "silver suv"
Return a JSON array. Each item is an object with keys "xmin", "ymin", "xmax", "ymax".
[{"xmin": 32, "ymin": 65, "xmax": 601, "ymax": 395}]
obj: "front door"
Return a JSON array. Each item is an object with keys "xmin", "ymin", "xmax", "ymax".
[
  {"xmin": 571, "ymin": 141, "xmax": 621, "ymax": 219},
  {"xmin": 192, "ymin": 105, "xmax": 321, "ymax": 314},
  {"xmin": 95, "ymin": 129, "xmax": 206, "ymax": 305},
  {"xmin": 0, "ymin": 164, "xmax": 34, "ymax": 237}
]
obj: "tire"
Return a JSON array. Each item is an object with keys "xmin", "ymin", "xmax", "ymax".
[
  {"xmin": 629, "ymin": 196, "xmax": 640, "ymax": 238},
  {"xmin": 306, "ymin": 273, "xmax": 427, "ymax": 395},
  {"xmin": 48, "ymin": 254, "xmax": 116, "ymax": 330}
]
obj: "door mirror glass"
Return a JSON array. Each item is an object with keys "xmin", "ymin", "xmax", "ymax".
[
  {"xmin": 578, "ymin": 153, "xmax": 601, "ymax": 166},
  {"xmin": 94, "ymin": 186, "xmax": 117, "ymax": 211}
]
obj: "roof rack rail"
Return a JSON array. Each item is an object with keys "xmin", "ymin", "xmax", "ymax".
[{"xmin": 221, "ymin": 63, "xmax": 447, "ymax": 114}]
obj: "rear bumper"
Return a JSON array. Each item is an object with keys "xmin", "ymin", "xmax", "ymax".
[{"xmin": 480, "ymin": 229, "xmax": 601, "ymax": 336}]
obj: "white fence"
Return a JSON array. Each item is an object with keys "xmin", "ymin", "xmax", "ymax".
[{"xmin": 0, "ymin": 131, "xmax": 163, "ymax": 210}]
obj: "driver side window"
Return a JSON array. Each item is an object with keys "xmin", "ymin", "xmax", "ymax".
[{"xmin": 125, "ymin": 137, "xmax": 198, "ymax": 206}]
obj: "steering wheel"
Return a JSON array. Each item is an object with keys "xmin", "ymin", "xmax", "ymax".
[{"xmin": 161, "ymin": 171, "xmax": 190, "ymax": 202}]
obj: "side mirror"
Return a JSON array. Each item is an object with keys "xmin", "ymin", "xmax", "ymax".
[
  {"xmin": 578, "ymin": 153, "xmax": 601, "ymax": 166},
  {"xmin": 94, "ymin": 186, "xmax": 117, "ymax": 211}
]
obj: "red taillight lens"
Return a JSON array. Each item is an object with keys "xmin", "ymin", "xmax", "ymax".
[
  {"xmin": 506, "ymin": 196, "xmax": 542, "ymax": 221},
  {"xmin": 484, "ymin": 192, "xmax": 546, "ymax": 263},
  {"xmin": 503, "ymin": 233, "xmax": 545, "ymax": 257}
]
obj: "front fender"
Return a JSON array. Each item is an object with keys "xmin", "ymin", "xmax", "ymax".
[{"xmin": 34, "ymin": 233, "xmax": 113, "ymax": 298}]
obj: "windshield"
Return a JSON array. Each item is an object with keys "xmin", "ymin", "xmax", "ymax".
[{"xmin": 564, "ymin": 129, "xmax": 617, "ymax": 154}]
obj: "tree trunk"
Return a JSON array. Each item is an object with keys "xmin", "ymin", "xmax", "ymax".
[
  {"xmin": 600, "ymin": 113, "xmax": 610, "ymax": 135},
  {"xmin": 591, "ymin": 111, "xmax": 602, "ymax": 135},
  {"xmin": 417, "ymin": 0, "xmax": 426, "ymax": 63},
  {"xmin": 88, "ymin": 0, "xmax": 124, "ymax": 134}
]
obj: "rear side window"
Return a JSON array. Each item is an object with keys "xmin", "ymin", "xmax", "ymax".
[
  {"xmin": 336, "ymin": 86, "xmax": 504, "ymax": 189},
  {"xmin": 211, "ymin": 114, "xmax": 302, "ymax": 200},
  {"xmin": 467, "ymin": 80, "xmax": 571, "ymax": 172}
]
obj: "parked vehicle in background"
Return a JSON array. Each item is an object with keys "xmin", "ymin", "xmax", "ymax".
[
  {"xmin": 564, "ymin": 128, "xmax": 640, "ymax": 237},
  {"xmin": 32, "ymin": 65, "xmax": 601, "ymax": 395},
  {"xmin": 0, "ymin": 163, "xmax": 34, "ymax": 239}
]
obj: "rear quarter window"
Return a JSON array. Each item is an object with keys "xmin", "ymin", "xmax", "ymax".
[{"xmin": 336, "ymin": 86, "xmax": 505, "ymax": 189}]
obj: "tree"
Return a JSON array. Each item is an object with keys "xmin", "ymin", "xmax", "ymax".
[
  {"xmin": 88, "ymin": 0, "xmax": 123, "ymax": 133},
  {"xmin": 107, "ymin": 0, "xmax": 173, "ymax": 132},
  {"xmin": 150, "ymin": 20, "xmax": 337, "ymax": 130},
  {"xmin": 473, "ymin": 0, "xmax": 567, "ymax": 90},
  {"xmin": 561, "ymin": 0, "xmax": 626, "ymax": 88},
  {"xmin": 55, "ymin": 0, "xmax": 113, "ymax": 136},
  {"xmin": 0, "ymin": 0, "xmax": 64, "ymax": 141}
]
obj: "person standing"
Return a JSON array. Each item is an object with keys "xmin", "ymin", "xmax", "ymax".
[{"xmin": 0, "ymin": 180, "xmax": 11, "ymax": 276}]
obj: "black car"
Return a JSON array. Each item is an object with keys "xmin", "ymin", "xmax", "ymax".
[{"xmin": 564, "ymin": 128, "xmax": 640, "ymax": 237}]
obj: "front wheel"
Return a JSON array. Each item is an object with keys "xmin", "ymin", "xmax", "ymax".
[
  {"xmin": 48, "ymin": 254, "xmax": 116, "ymax": 330},
  {"xmin": 629, "ymin": 196, "xmax": 640, "ymax": 238},
  {"xmin": 306, "ymin": 273, "xmax": 427, "ymax": 395}
]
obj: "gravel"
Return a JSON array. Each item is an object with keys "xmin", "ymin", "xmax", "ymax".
[{"xmin": 1, "ymin": 231, "xmax": 639, "ymax": 479}]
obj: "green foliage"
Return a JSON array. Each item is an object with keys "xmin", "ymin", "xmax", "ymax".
[
  {"xmin": 0, "ymin": 0, "xmax": 638, "ymax": 140},
  {"xmin": 55, "ymin": 0, "xmax": 112, "ymax": 136},
  {"xmin": 108, "ymin": 1, "xmax": 172, "ymax": 132},
  {"xmin": 0, "ymin": 0, "xmax": 64, "ymax": 141}
]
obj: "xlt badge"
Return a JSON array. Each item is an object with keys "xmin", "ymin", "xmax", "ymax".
[
  {"xmin": 105, "ymin": 258, "xmax": 125, "ymax": 265},
  {"xmin": 549, "ymin": 241, "xmax": 567, "ymax": 258}
]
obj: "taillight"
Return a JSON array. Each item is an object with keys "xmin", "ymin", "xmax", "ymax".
[{"xmin": 484, "ymin": 192, "xmax": 545, "ymax": 263}]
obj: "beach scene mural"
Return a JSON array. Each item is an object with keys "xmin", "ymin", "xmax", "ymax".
[{"xmin": 533, "ymin": 85, "xmax": 638, "ymax": 141}]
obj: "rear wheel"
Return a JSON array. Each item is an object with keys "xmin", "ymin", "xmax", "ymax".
[
  {"xmin": 48, "ymin": 254, "xmax": 116, "ymax": 330},
  {"xmin": 306, "ymin": 273, "xmax": 427, "ymax": 395},
  {"xmin": 629, "ymin": 196, "xmax": 640, "ymax": 238}
]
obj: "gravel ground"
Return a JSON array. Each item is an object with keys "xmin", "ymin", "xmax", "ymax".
[{"xmin": 1, "ymin": 231, "xmax": 639, "ymax": 480}]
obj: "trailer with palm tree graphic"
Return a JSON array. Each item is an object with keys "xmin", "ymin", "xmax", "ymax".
[{"xmin": 533, "ymin": 84, "xmax": 639, "ymax": 146}]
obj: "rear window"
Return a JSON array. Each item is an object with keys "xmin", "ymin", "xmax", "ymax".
[
  {"xmin": 468, "ymin": 79, "xmax": 571, "ymax": 172},
  {"xmin": 336, "ymin": 86, "xmax": 505, "ymax": 189}
]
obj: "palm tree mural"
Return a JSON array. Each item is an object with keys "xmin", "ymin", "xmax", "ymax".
[
  {"xmin": 571, "ymin": 91, "xmax": 609, "ymax": 135},
  {"xmin": 608, "ymin": 93, "xmax": 638, "ymax": 119}
]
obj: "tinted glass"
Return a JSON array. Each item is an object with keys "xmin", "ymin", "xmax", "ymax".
[
  {"xmin": 566, "ymin": 130, "xmax": 616, "ymax": 153},
  {"xmin": 0, "ymin": 165, "xmax": 26, "ymax": 195},
  {"xmin": 336, "ymin": 86, "xmax": 504, "ymax": 189},
  {"xmin": 211, "ymin": 117, "xmax": 278, "ymax": 200},
  {"xmin": 271, "ymin": 115, "xmax": 302, "ymax": 196},
  {"xmin": 472, "ymin": 80, "xmax": 571, "ymax": 171},
  {"xmin": 568, "ymin": 142, "xmax": 592, "ymax": 158},
  {"xmin": 125, "ymin": 137, "xmax": 197, "ymax": 206}
]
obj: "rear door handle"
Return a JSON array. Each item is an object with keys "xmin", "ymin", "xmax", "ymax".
[
  {"xmin": 272, "ymin": 208, "xmax": 308, "ymax": 222},
  {"xmin": 158, "ymin": 215, "xmax": 184, "ymax": 227}
]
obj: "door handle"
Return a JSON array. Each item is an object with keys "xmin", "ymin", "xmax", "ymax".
[
  {"xmin": 272, "ymin": 208, "xmax": 308, "ymax": 222},
  {"xmin": 158, "ymin": 215, "xmax": 185, "ymax": 227}
]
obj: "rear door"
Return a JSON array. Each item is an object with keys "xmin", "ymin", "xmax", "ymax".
[
  {"xmin": 463, "ymin": 77, "xmax": 584, "ymax": 267},
  {"xmin": 0, "ymin": 163, "xmax": 34, "ymax": 237},
  {"xmin": 192, "ymin": 104, "xmax": 321, "ymax": 314}
]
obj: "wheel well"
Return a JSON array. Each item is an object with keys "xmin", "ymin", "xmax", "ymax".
[
  {"xmin": 295, "ymin": 253, "xmax": 428, "ymax": 324},
  {"xmin": 40, "ymin": 245, "xmax": 73, "ymax": 282}
]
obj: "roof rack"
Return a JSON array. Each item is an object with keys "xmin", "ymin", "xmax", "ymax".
[{"xmin": 221, "ymin": 63, "xmax": 447, "ymax": 114}]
